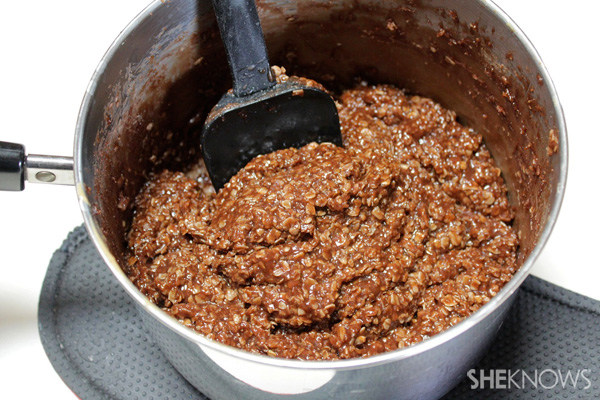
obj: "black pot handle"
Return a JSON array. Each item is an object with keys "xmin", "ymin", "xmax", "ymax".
[
  {"xmin": 0, "ymin": 141, "xmax": 74, "ymax": 190},
  {"xmin": 0, "ymin": 141, "xmax": 26, "ymax": 191},
  {"xmin": 211, "ymin": 0, "xmax": 275, "ymax": 97}
]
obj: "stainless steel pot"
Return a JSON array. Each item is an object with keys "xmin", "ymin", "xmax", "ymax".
[{"xmin": 1, "ymin": 0, "xmax": 567, "ymax": 399}]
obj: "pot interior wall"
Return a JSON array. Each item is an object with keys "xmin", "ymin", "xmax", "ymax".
[{"xmin": 87, "ymin": 0, "xmax": 560, "ymax": 273}]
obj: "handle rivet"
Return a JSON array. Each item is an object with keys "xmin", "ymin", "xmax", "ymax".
[{"xmin": 36, "ymin": 171, "xmax": 56, "ymax": 183}]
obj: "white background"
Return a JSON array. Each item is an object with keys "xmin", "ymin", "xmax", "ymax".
[{"xmin": 0, "ymin": 1, "xmax": 598, "ymax": 398}]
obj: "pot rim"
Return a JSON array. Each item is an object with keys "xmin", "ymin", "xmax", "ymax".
[{"xmin": 73, "ymin": 0, "xmax": 568, "ymax": 371}]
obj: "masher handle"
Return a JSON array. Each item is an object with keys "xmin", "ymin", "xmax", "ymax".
[{"xmin": 211, "ymin": 0, "xmax": 275, "ymax": 97}]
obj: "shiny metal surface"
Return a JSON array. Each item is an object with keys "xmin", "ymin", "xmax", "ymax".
[
  {"xmin": 26, "ymin": 154, "xmax": 74, "ymax": 186},
  {"xmin": 73, "ymin": 0, "xmax": 567, "ymax": 399}
]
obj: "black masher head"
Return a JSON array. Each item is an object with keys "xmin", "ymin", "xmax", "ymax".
[{"xmin": 201, "ymin": 0, "xmax": 342, "ymax": 191}]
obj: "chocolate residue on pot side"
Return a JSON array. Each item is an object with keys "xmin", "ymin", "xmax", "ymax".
[{"xmin": 92, "ymin": 16, "xmax": 230, "ymax": 260}]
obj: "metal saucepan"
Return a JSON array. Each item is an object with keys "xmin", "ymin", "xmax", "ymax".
[{"xmin": 0, "ymin": 0, "xmax": 567, "ymax": 399}]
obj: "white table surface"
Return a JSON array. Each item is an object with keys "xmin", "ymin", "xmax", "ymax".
[{"xmin": 0, "ymin": 1, "xmax": 598, "ymax": 398}]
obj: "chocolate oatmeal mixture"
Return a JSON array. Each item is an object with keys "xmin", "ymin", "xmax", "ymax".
[{"xmin": 126, "ymin": 81, "xmax": 519, "ymax": 360}]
